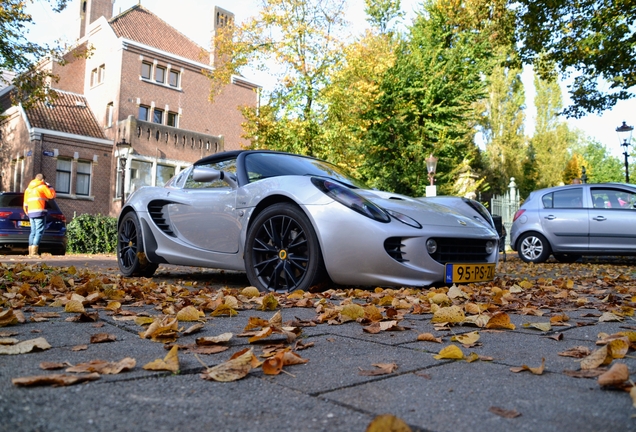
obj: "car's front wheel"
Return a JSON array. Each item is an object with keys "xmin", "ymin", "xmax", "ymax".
[
  {"xmin": 117, "ymin": 212, "xmax": 158, "ymax": 277},
  {"xmin": 517, "ymin": 232, "xmax": 551, "ymax": 264},
  {"xmin": 245, "ymin": 203, "xmax": 326, "ymax": 293}
]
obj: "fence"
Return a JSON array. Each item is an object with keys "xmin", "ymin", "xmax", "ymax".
[{"xmin": 490, "ymin": 177, "xmax": 521, "ymax": 250}]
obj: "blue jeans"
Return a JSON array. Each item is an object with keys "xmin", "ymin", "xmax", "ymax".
[{"xmin": 29, "ymin": 217, "xmax": 46, "ymax": 246}]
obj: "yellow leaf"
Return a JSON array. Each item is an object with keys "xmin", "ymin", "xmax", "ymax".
[
  {"xmin": 486, "ymin": 312, "xmax": 516, "ymax": 330},
  {"xmin": 465, "ymin": 352, "xmax": 480, "ymax": 363},
  {"xmin": 248, "ymin": 327, "xmax": 273, "ymax": 343},
  {"xmin": 608, "ymin": 338, "xmax": 630, "ymax": 359},
  {"xmin": 241, "ymin": 286, "xmax": 260, "ymax": 298},
  {"xmin": 431, "ymin": 306, "xmax": 465, "ymax": 324},
  {"xmin": 64, "ymin": 300, "xmax": 85, "ymax": 313},
  {"xmin": 286, "ymin": 290, "xmax": 305, "ymax": 300},
  {"xmin": 433, "ymin": 345, "xmax": 464, "ymax": 360},
  {"xmin": 510, "ymin": 358, "xmax": 545, "ymax": 375},
  {"xmin": 340, "ymin": 304, "xmax": 365, "ymax": 322},
  {"xmin": 599, "ymin": 312, "xmax": 623, "ymax": 322},
  {"xmin": 211, "ymin": 304, "xmax": 238, "ymax": 317},
  {"xmin": 447, "ymin": 284, "xmax": 469, "ymax": 299},
  {"xmin": 105, "ymin": 301, "xmax": 121, "ymax": 311},
  {"xmin": 461, "ymin": 314, "xmax": 490, "ymax": 328},
  {"xmin": 430, "ymin": 293, "xmax": 451, "ymax": 306},
  {"xmin": 522, "ymin": 322, "xmax": 552, "ymax": 332},
  {"xmin": 451, "ymin": 331, "xmax": 480, "ymax": 347},
  {"xmin": 364, "ymin": 304, "xmax": 384, "ymax": 322},
  {"xmin": 0, "ymin": 309, "xmax": 18, "ymax": 327},
  {"xmin": 366, "ymin": 414, "xmax": 412, "ymax": 432},
  {"xmin": 176, "ymin": 306, "xmax": 202, "ymax": 322},
  {"xmin": 519, "ymin": 280, "xmax": 534, "ymax": 289},
  {"xmin": 581, "ymin": 345, "xmax": 611, "ymax": 370},
  {"xmin": 143, "ymin": 346, "xmax": 179, "ymax": 373},
  {"xmin": 258, "ymin": 293, "xmax": 278, "ymax": 311}
]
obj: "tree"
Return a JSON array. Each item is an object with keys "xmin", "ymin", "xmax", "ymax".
[
  {"xmin": 364, "ymin": 0, "xmax": 403, "ymax": 34},
  {"xmin": 209, "ymin": 0, "xmax": 347, "ymax": 156},
  {"xmin": 515, "ymin": 0, "xmax": 636, "ymax": 117},
  {"xmin": 0, "ymin": 0, "xmax": 70, "ymax": 107},
  {"xmin": 571, "ymin": 139, "xmax": 624, "ymax": 183},
  {"xmin": 476, "ymin": 50, "xmax": 527, "ymax": 195},
  {"xmin": 530, "ymin": 71, "xmax": 575, "ymax": 189},
  {"xmin": 359, "ymin": 0, "xmax": 492, "ymax": 197}
]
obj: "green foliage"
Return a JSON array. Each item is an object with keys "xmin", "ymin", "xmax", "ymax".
[
  {"xmin": 572, "ymin": 139, "xmax": 624, "ymax": 183},
  {"xmin": 67, "ymin": 213, "xmax": 117, "ymax": 254}
]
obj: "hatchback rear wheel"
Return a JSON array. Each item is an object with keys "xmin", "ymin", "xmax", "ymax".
[{"xmin": 517, "ymin": 232, "xmax": 551, "ymax": 264}]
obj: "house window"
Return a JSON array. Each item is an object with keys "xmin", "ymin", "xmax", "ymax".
[
  {"xmin": 169, "ymin": 70, "xmax": 180, "ymax": 87},
  {"xmin": 157, "ymin": 164, "xmax": 175, "ymax": 186},
  {"xmin": 56, "ymin": 158, "xmax": 72, "ymax": 194},
  {"xmin": 141, "ymin": 61, "xmax": 152, "ymax": 79},
  {"xmin": 167, "ymin": 112, "xmax": 178, "ymax": 127},
  {"xmin": 153, "ymin": 108, "xmax": 164, "ymax": 124},
  {"xmin": 98, "ymin": 64, "xmax": 105, "ymax": 83},
  {"xmin": 90, "ymin": 68, "xmax": 98, "ymax": 86},
  {"xmin": 106, "ymin": 103, "xmax": 114, "ymax": 127},
  {"xmin": 138, "ymin": 105, "xmax": 150, "ymax": 121},
  {"xmin": 76, "ymin": 161, "xmax": 91, "ymax": 196},
  {"xmin": 130, "ymin": 160, "xmax": 152, "ymax": 193},
  {"xmin": 155, "ymin": 66, "xmax": 166, "ymax": 84}
]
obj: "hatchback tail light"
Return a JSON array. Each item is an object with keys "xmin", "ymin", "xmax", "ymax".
[
  {"xmin": 0, "ymin": 211, "xmax": 13, "ymax": 218},
  {"xmin": 49, "ymin": 213, "xmax": 67, "ymax": 223},
  {"xmin": 513, "ymin": 209, "xmax": 525, "ymax": 222}
]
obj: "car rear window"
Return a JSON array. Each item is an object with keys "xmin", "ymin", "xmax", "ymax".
[{"xmin": 0, "ymin": 195, "xmax": 23, "ymax": 208}]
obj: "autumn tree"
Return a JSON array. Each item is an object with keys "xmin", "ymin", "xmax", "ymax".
[
  {"xmin": 359, "ymin": 0, "xmax": 491, "ymax": 196},
  {"xmin": 0, "ymin": 0, "xmax": 70, "ymax": 108},
  {"xmin": 529, "ymin": 71, "xmax": 576, "ymax": 189},
  {"xmin": 562, "ymin": 153, "xmax": 587, "ymax": 185},
  {"xmin": 571, "ymin": 139, "xmax": 624, "ymax": 183},
  {"xmin": 514, "ymin": 0, "xmax": 636, "ymax": 117},
  {"xmin": 210, "ymin": 0, "xmax": 347, "ymax": 157}
]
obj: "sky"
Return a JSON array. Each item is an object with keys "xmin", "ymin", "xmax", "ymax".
[{"xmin": 25, "ymin": 0, "xmax": 636, "ymax": 159}]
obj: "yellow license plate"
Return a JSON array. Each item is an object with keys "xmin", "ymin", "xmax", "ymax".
[
  {"xmin": 19, "ymin": 221, "xmax": 30, "ymax": 227},
  {"xmin": 445, "ymin": 263, "xmax": 495, "ymax": 283}
]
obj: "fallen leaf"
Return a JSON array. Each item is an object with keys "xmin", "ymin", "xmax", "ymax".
[
  {"xmin": 176, "ymin": 306, "xmax": 202, "ymax": 321},
  {"xmin": 12, "ymin": 372, "xmax": 100, "ymax": 387},
  {"xmin": 196, "ymin": 333, "xmax": 233, "ymax": 345},
  {"xmin": 365, "ymin": 414, "xmax": 412, "ymax": 432},
  {"xmin": 558, "ymin": 346, "xmax": 591, "ymax": 358},
  {"xmin": 598, "ymin": 363, "xmax": 629, "ymax": 386},
  {"xmin": 486, "ymin": 312, "xmax": 516, "ymax": 330},
  {"xmin": 40, "ymin": 361, "xmax": 72, "ymax": 370},
  {"xmin": 451, "ymin": 331, "xmax": 480, "ymax": 347},
  {"xmin": 581, "ymin": 345, "xmax": 611, "ymax": 370},
  {"xmin": 359, "ymin": 363, "xmax": 398, "ymax": 376},
  {"xmin": 71, "ymin": 345, "xmax": 88, "ymax": 351},
  {"xmin": 522, "ymin": 322, "xmax": 552, "ymax": 332},
  {"xmin": 0, "ymin": 309, "xmax": 19, "ymax": 327},
  {"xmin": 90, "ymin": 333, "xmax": 116, "ymax": 343},
  {"xmin": 433, "ymin": 345, "xmax": 464, "ymax": 360},
  {"xmin": 417, "ymin": 333, "xmax": 443, "ymax": 343},
  {"xmin": 631, "ymin": 386, "xmax": 636, "ymax": 408},
  {"xmin": 489, "ymin": 407, "xmax": 522, "ymax": 418},
  {"xmin": 431, "ymin": 306, "xmax": 465, "ymax": 324},
  {"xmin": 143, "ymin": 346, "xmax": 179, "ymax": 373},
  {"xmin": 200, "ymin": 349, "xmax": 255, "ymax": 382},
  {"xmin": 599, "ymin": 312, "xmax": 623, "ymax": 322},
  {"xmin": 67, "ymin": 357, "xmax": 136, "ymax": 374},
  {"xmin": 64, "ymin": 300, "xmax": 85, "ymax": 313},
  {"xmin": 0, "ymin": 337, "xmax": 51, "ymax": 355},
  {"xmin": 510, "ymin": 358, "xmax": 545, "ymax": 375},
  {"xmin": 183, "ymin": 323, "xmax": 205, "ymax": 335},
  {"xmin": 563, "ymin": 369, "xmax": 606, "ymax": 378}
]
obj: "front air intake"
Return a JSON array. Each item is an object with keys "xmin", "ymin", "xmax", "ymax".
[{"xmin": 147, "ymin": 200, "xmax": 175, "ymax": 236}]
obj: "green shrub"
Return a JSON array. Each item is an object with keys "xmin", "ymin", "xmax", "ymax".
[{"xmin": 67, "ymin": 213, "xmax": 118, "ymax": 254}]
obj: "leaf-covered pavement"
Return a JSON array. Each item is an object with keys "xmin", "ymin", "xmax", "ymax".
[{"xmin": 1, "ymin": 255, "xmax": 636, "ymax": 431}]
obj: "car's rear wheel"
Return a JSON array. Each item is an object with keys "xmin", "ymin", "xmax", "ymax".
[
  {"xmin": 117, "ymin": 212, "xmax": 158, "ymax": 277},
  {"xmin": 245, "ymin": 203, "xmax": 325, "ymax": 293},
  {"xmin": 553, "ymin": 253, "xmax": 581, "ymax": 263},
  {"xmin": 517, "ymin": 232, "xmax": 551, "ymax": 264}
]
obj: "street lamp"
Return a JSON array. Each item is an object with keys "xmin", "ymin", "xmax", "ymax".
[
  {"xmin": 425, "ymin": 153, "xmax": 438, "ymax": 197},
  {"xmin": 616, "ymin": 121, "xmax": 633, "ymax": 183},
  {"xmin": 581, "ymin": 166, "xmax": 587, "ymax": 184},
  {"xmin": 116, "ymin": 138, "xmax": 132, "ymax": 203}
]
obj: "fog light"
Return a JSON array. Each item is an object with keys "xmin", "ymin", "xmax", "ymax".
[
  {"xmin": 485, "ymin": 240, "xmax": 495, "ymax": 254},
  {"xmin": 426, "ymin": 239, "xmax": 437, "ymax": 254}
]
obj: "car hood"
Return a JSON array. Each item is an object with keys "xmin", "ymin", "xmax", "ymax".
[{"xmin": 359, "ymin": 190, "xmax": 490, "ymax": 231}]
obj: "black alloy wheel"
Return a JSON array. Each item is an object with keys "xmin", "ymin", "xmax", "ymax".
[
  {"xmin": 117, "ymin": 212, "xmax": 158, "ymax": 277},
  {"xmin": 245, "ymin": 203, "xmax": 325, "ymax": 293}
]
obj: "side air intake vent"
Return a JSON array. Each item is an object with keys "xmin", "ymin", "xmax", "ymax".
[
  {"xmin": 384, "ymin": 237, "xmax": 408, "ymax": 262},
  {"xmin": 147, "ymin": 200, "xmax": 175, "ymax": 236}
]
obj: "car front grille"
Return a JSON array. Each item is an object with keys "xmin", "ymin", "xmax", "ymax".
[
  {"xmin": 148, "ymin": 200, "xmax": 175, "ymax": 237},
  {"xmin": 429, "ymin": 238, "xmax": 491, "ymax": 264}
]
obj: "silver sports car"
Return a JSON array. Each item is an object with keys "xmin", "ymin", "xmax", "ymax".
[{"xmin": 117, "ymin": 150, "xmax": 499, "ymax": 292}]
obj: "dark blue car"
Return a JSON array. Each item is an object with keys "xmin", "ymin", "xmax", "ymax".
[{"xmin": 0, "ymin": 192, "xmax": 67, "ymax": 255}]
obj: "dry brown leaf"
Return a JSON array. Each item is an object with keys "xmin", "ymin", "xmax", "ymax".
[
  {"xmin": 599, "ymin": 312, "xmax": 623, "ymax": 322},
  {"xmin": 40, "ymin": 361, "xmax": 72, "ymax": 370},
  {"xmin": 67, "ymin": 357, "xmax": 136, "ymax": 374},
  {"xmin": 143, "ymin": 345, "xmax": 179, "ymax": 372},
  {"xmin": 630, "ymin": 386, "xmax": 636, "ymax": 408},
  {"xmin": 196, "ymin": 333, "xmax": 233, "ymax": 345},
  {"xmin": 0, "ymin": 309, "xmax": 19, "ymax": 327},
  {"xmin": 510, "ymin": 358, "xmax": 545, "ymax": 375},
  {"xmin": 359, "ymin": 363, "xmax": 398, "ymax": 376},
  {"xmin": 0, "ymin": 337, "xmax": 19, "ymax": 345},
  {"xmin": 608, "ymin": 338, "xmax": 630, "ymax": 359},
  {"xmin": 0, "ymin": 337, "xmax": 51, "ymax": 355},
  {"xmin": 581, "ymin": 345, "xmax": 611, "ymax": 370},
  {"xmin": 558, "ymin": 346, "xmax": 591, "ymax": 358},
  {"xmin": 64, "ymin": 300, "xmax": 85, "ymax": 313},
  {"xmin": 183, "ymin": 323, "xmax": 205, "ymax": 335},
  {"xmin": 417, "ymin": 333, "xmax": 443, "ymax": 343},
  {"xmin": 262, "ymin": 351, "xmax": 285, "ymax": 375},
  {"xmin": 522, "ymin": 322, "xmax": 552, "ymax": 332},
  {"xmin": 431, "ymin": 306, "xmax": 465, "ymax": 324},
  {"xmin": 563, "ymin": 369, "xmax": 606, "ymax": 378},
  {"xmin": 597, "ymin": 363, "xmax": 629, "ymax": 386},
  {"xmin": 489, "ymin": 407, "xmax": 521, "ymax": 418},
  {"xmin": 71, "ymin": 345, "xmax": 88, "ymax": 351},
  {"xmin": 90, "ymin": 333, "xmax": 116, "ymax": 344},
  {"xmin": 176, "ymin": 306, "xmax": 202, "ymax": 322},
  {"xmin": 486, "ymin": 312, "xmax": 516, "ymax": 330},
  {"xmin": 365, "ymin": 414, "xmax": 412, "ymax": 432},
  {"xmin": 12, "ymin": 372, "xmax": 100, "ymax": 387},
  {"xmin": 200, "ymin": 349, "xmax": 254, "ymax": 382}
]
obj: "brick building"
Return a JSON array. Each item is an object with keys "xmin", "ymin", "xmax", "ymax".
[{"xmin": 0, "ymin": 1, "xmax": 259, "ymax": 219}]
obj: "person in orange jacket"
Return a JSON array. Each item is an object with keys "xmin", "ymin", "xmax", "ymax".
[{"xmin": 23, "ymin": 173, "xmax": 56, "ymax": 256}]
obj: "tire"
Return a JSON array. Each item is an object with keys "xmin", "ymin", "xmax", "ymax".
[
  {"xmin": 117, "ymin": 212, "xmax": 158, "ymax": 277},
  {"xmin": 51, "ymin": 248, "xmax": 66, "ymax": 256},
  {"xmin": 517, "ymin": 232, "xmax": 551, "ymax": 264},
  {"xmin": 553, "ymin": 253, "xmax": 581, "ymax": 263},
  {"xmin": 245, "ymin": 203, "xmax": 326, "ymax": 293}
]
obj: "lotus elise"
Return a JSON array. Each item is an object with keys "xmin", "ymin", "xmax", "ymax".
[{"xmin": 117, "ymin": 150, "xmax": 499, "ymax": 292}]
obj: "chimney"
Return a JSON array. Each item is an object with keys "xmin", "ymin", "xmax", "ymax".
[
  {"xmin": 79, "ymin": 0, "xmax": 114, "ymax": 39},
  {"xmin": 211, "ymin": 6, "xmax": 235, "ymax": 68}
]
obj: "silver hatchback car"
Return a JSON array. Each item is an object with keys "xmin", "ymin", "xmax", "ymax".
[{"xmin": 510, "ymin": 183, "xmax": 636, "ymax": 263}]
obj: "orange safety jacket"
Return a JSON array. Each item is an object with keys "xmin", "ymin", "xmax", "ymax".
[{"xmin": 23, "ymin": 179, "xmax": 56, "ymax": 218}]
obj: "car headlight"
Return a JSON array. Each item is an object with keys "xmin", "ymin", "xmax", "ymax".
[
  {"xmin": 311, "ymin": 177, "xmax": 390, "ymax": 223},
  {"xmin": 385, "ymin": 209, "xmax": 422, "ymax": 229},
  {"xmin": 485, "ymin": 240, "xmax": 495, "ymax": 254},
  {"xmin": 426, "ymin": 239, "xmax": 437, "ymax": 254}
]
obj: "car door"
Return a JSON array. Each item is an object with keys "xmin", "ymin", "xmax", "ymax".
[
  {"xmin": 588, "ymin": 187, "xmax": 636, "ymax": 253},
  {"xmin": 539, "ymin": 187, "xmax": 589, "ymax": 252},
  {"xmin": 167, "ymin": 159, "xmax": 241, "ymax": 254}
]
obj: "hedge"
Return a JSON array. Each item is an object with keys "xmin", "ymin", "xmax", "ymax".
[{"xmin": 66, "ymin": 213, "xmax": 118, "ymax": 254}]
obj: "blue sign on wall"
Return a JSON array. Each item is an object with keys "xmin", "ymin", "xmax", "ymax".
[{"xmin": 42, "ymin": 150, "xmax": 54, "ymax": 157}]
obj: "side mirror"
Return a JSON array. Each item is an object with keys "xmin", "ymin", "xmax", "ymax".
[{"xmin": 192, "ymin": 167, "xmax": 237, "ymax": 188}]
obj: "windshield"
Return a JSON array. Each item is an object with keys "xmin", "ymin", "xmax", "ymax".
[{"xmin": 244, "ymin": 152, "xmax": 367, "ymax": 188}]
